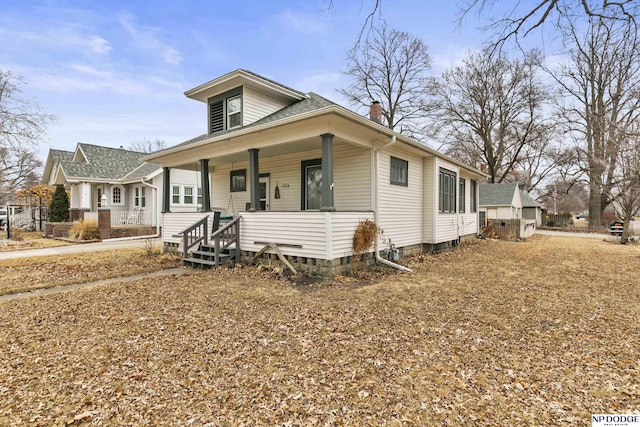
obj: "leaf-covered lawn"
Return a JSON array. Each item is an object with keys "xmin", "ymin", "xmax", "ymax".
[
  {"xmin": 0, "ymin": 249, "xmax": 181, "ymax": 295},
  {"xmin": 0, "ymin": 232, "xmax": 71, "ymax": 252},
  {"xmin": 0, "ymin": 236, "xmax": 638, "ymax": 426}
]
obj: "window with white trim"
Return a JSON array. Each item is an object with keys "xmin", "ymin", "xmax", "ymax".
[
  {"xmin": 227, "ymin": 95, "xmax": 242, "ymax": 129},
  {"xmin": 197, "ymin": 187, "xmax": 203, "ymax": 206},
  {"xmin": 134, "ymin": 186, "xmax": 146, "ymax": 208},
  {"xmin": 390, "ymin": 156, "xmax": 408, "ymax": 186},
  {"xmin": 172, "ymin": 185, "xmax": 181, "ymax": 204},
  {"xmin": 184, "ymin": 186, "xmax": 194, "ymax": 205},
  {"xmin": 112, "ymin": 187, "xmax": 123, "ymax": 205}
]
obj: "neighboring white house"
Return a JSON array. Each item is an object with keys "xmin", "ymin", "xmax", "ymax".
[
  {"xmin": 479, "ymin": 183, "xmax": 524, "ymax": 221},
  {"xmin": 144, "ymin": 69, "xmax": 487, "ymax": 274},
  {"xmin": 520, "ymin": 190, "xmax": 542, "ymax": 226},
  {"xmin": 42, "ymin": 143, "xmax": 205, "ymax": 227}
]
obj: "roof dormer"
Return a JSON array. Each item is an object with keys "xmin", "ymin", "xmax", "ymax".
[{"xmin": 185, "ymin": 69, "xmax": 308, "ymax": 133}]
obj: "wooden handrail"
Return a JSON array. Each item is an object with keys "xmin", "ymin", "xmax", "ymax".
[
  {"xmin": 211, "ymin": 215, "xmax": 242, "ymax": 265},
  {"xmin": 180, "ymin": 215, "xmax": 208, "ymax": 258}
]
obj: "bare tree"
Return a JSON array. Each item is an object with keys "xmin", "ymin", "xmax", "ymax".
[
  {"xmin": 550, "ymin": 17, "xmax": 640, "ymax": 229},
  {"xmin": 460, "ymin": 0, "xmax": 638, "ymax": 49},
  {"xmin": 428, "ymin": 48, "xmax": 555, "ymax": 189},
  {"xmin": 611, "ymin": 124, "xmax": 640, "ymax": 243},
  {"xmin": 0, "ymin": 69, "xmax": 54, "ymax": 202},
  {"xmin": 339, "ymin": 22, "xmax": 432, "ymax": 136},
  {"xmin": 127, "ymin": 138, "xmax": 166, "ymax": 153}
]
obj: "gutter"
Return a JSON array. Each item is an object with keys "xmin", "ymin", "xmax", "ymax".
[{"xmin": 372, "ymin": 135, "xmax": 412, "ymax": 273}]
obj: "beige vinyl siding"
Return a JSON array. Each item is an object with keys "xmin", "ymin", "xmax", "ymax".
[
  {"xmin": 435, "ymin": 158, "xmax": 461, "ymax": 243},
  {"xmin": 422, "ymin": 157, "xmax": 436, "ymax": 243},
  {"xmin": 240, "ymin": 211, "xmax": 374, "ymax": 259},
  {"xmin": 240, "ymin": 212, "xmax": 328, "ymax": 258},
  {"xmin": 211, "ymin": 143, "xmax": 371, "ymax": 215},
  {"xmin": 377, "ymin": 146, "xmax": 423, "ymax": 248},
  {"xmin": 458, "ymin": 171, "xmax": 479, "ymax": 236},
  {"xmin": 330, "ymin": 211, "xmax": 375, "ymax": 258},
  {"xmin": 243, "ymin": 86, "xmax": 291, "ymax": 126},
  {"xmin": 162, "ymin": 212, "xmax": 213, "ymax": 245}
]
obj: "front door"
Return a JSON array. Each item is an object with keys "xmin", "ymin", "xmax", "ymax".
[
  {"xmin": 302, "ymin": 159, "xmax": 322, "ymax": 210},
  {"xmin": 259, "ymin": 175, "xmax": 270, "ymax": 211}
]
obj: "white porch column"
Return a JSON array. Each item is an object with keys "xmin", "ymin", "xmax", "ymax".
[{"xmin": 79, "ymin": 182, "xmax": 92, "ymax": 210}]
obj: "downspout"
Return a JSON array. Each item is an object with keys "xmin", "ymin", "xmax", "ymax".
[
  {"xmin": 102, "ymin": 177, "xmax": 160, "ymax": 241},
  {"xmin": 373, "ymin": 135, "xmax": 413, "ymax": 273}
]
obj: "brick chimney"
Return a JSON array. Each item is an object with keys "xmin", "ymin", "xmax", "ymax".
[{"xmin": 369, "ymin": 101, "xmax": 382, "ymax": 123}]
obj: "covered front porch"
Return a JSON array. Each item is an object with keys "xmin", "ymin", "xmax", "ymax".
[{"xmin": 156, "ymin": 117, "xmax": 384, "ymax": 270}]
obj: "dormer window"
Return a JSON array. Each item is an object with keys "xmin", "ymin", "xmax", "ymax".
[
  {"xmin": 208, "ymin": 88, "xmax": 243, "ymax": 134},
  {"xmin": 227, "ymin": 95, "xmax": 242, "ymax": 129}
]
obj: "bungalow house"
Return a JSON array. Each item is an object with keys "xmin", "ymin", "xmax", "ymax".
[
  {"xmin": 144, "ymin": 69, "xmax": 487, "ymax": 275},
  {"xmin": 42, "ymin": 143, "xmax": 202, "ymax": 229}
]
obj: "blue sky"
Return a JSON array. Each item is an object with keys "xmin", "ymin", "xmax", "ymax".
[{"xmin": 0, "ymin": 0, "xmax": 491, "ymax": 162}]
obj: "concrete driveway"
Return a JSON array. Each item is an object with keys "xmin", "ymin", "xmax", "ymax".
[{"xmin": 0, "ymin": 238, "xmax": 161, "ymax": 260}]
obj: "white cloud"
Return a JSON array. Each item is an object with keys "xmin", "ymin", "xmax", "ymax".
[
  {"xmin": 118, "ymin": 13, "xmax": 182, "ymax": 65},
  {"xmin": 274, "ymin": 9, "xmax": 328, "ymax": 35},
  {"xmin": 0, "ymin": 24, "xmax": 111, "ymax": 56},
  {"xmin": 431, "ymin": 46, "xmax": 476, "ymax": 74}
]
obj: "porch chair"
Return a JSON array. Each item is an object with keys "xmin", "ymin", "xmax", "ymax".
[{"xmin": 125, "ymin": 206, "xmax": 142, "ymax": 224}]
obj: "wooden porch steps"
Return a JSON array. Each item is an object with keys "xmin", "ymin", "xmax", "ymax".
[{"xmin": 183, "ymin": 243, "xmax": 237, "ymax": 269}]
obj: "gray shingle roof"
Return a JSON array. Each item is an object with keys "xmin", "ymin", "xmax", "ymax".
[
  {"xmin": 123, "ymin": 161, "xmax": 162, "ymax": 180},
  {"xmin": 479, "ymin": 183, "xmax": 519, "ymax": 206},
  {"xmin": 169, "ymin": 92, "xmax": 336, "ymax": 150},
  {"xmin": 520, "ymin": 190, "xmax": 541, "ymax": 208},
  {"xmin": 60, "ymin": 143, "xmax": 157, "ymax": 181},
  {"xmin": 51, "ymin": 149, "xmax": 74, "ymax": 163}
]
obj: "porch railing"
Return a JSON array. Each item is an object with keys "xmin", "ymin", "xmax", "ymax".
[
  {"xmin": 181, "ymin": 215, "xmax": 208, "ymax": 258},
  {"xmin": 111, "ymin": 210, "xmax": 153, "ymax": 226},
  {"xmin": 211, "ymin": 216, "xmax": 241, "ymax": 265}
]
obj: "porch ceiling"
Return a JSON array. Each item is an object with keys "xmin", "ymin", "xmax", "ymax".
[{"xmin": 173, "ymin": 136, "xmax": 363, "ymax": 171}]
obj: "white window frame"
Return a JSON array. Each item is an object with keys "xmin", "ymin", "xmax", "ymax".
[
  {"xmin": 134, "ymin": 186, "xmax": 146, "ymax": 208},
  {"xmin": 183, "ymin": 186, "xmax": 194, "ymax": 205},
  {"xmin": 172, "ymin": 185, "xmax": 181, "ymax": 205},
  {"xmin": 112, "ymin": 185, "xmax": 124, "ymax": 206},
  {"xmin": 227, "ymin": 95, "xmax": 242, "ymax": 129}
]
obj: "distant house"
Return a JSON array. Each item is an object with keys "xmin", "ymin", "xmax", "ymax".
[
  {"xmin": 520, "ymin": 190, "xmax": 542, "ymax": 226},
  {"xmin": 42, "ymin": 143, "xmax": 202, "ymax": 228},
  {"xmin": 479, "ymin": 183, "xmax": 523, "ymax": 222},
  {"xmin": 143, "ymin": 69, "xmax": 487, "ymax": 274}
]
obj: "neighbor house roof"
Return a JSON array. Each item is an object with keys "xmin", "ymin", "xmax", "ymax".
[
  {"xmin": 520, "ymin": 190, "xmax": 541, "ymax": 208},
  {"xmin": 479, "ymin": 183, "xmax": 520, "ymax": 207},
  {"xmin": 57, "ymin": 143, "xmax": 161, "ymax": 182},
  {"xmin": 42, "ymin": 149, "xmax": 74, "ymax": 184},
  {"xmin": 50, "ymin": 149, "xmax": 74, "ymax": 163}
]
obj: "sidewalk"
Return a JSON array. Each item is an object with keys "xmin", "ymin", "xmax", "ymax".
[
  {"xmin": 536, "ymin": 229, "xmax": 614, "ymax": 239},
  {"xmin": 0, "ymin": 238, "xmax": 162, "ymax": 260},
  {"xmin": 0, "ymin": 267, "xmax": 189, "ymax": 302}
]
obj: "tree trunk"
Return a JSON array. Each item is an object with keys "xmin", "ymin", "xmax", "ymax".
[
  {"xmin": 588, "ymin": 180, "xmax": 602, "ymax": 230},
  {"xmin": 621, "ymin": 218, "xmax": 631, "ymax": 244}
]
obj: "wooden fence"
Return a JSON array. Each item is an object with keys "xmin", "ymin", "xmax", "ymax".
[{"xmin": 482, "ymin": 218, "xmax": 536, "ymax": 239}]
